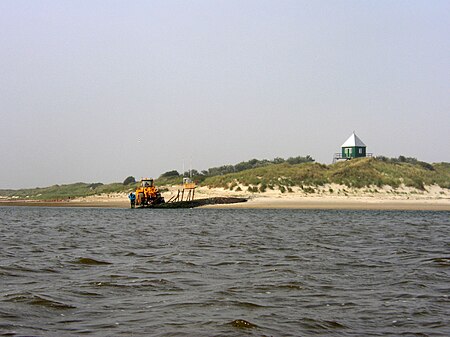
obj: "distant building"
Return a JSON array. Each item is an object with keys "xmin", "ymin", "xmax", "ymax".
[{"xmin": 333, "ymin": 132, "xmax": 372, "ymax": 163}]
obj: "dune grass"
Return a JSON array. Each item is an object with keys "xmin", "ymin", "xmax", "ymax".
[
  {"xmin": 202, "ymin": 158, "xmax": 450, "ymax": 191},
  {"xmin": 0, "ymin": 182, "xmax": 134, "ymax": 200},
  {"xmin": 1, "ymin": 158, "xmax": 449, "ymax": 200}
]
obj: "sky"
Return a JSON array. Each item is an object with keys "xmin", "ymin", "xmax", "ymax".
[{"xmin": 1, "ymin": 0, "xmax": 449, "ymax": 189}]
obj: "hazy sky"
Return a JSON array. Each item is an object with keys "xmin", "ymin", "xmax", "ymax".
[{"xmin": 1, "ymin": 0, "xmax": 449, "ymax": 189}]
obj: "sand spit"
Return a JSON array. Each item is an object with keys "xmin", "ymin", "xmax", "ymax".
[
  {"xmin": 1, "ymin": 184, "xmax": 449, "ymax": 210},
  {"xmin": 193, "ymin": 184, "xmax": 450, "ymax": 211}
]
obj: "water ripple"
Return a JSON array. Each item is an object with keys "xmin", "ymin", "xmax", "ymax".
[{"xmin": 0, "ymin": 207, "xmax": 448, "ymax": 336}]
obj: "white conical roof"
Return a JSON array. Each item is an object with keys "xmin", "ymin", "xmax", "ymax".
[{"xmin": 341, "ymin": 132, "xmax": 366, "ymax": 147}]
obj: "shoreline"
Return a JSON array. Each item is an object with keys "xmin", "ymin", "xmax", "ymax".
[
  {"xmin": 1, "ymin": 196, "xmax": 449, "ymax": 211},
  {"xmin": 0, "ymin": 200, "xmax": 129, "ymax": 208},
  {"xmin": 204, "ymin": 197, "xmax": 450, "ymax": 211},
  {"xmin": 1, "ymin": 184, "xmax": 449, "ymax": 211}
]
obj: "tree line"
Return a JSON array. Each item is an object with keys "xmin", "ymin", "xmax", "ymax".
[
  {"xmin": 376, "ymin": 155, "xmax": 434, "ymax": 171},
  {"xmin": 158, "ymin": 155, "xmax": 315, "ymax": 181}
]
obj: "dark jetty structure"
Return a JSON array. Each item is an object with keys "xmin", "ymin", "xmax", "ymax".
[{"xmin": 140, "ymin": 197, "xmax": 247, "ymax": 209}]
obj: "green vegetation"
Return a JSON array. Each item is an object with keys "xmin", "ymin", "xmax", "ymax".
[
  {"xmin": 200, "ymin": 157, "xmax": 450, "ymax": 191},
  {"xmin": 160, "ymin": 170, "xmax": 180, "ymax": 178},
  {"xmin": 155, "ymin": 155, "xmax": 315, "ymax": 186},
  {"xmin": 1, "ymin": 156, "xmax": 449, "ymax": 200},
  {"xmin": 0, "ymin": 182, "xmax": 131, "ymax": 200},
  {"xmin": 122, "ymin": 176, "xmax": 136, "ymax": 185}
]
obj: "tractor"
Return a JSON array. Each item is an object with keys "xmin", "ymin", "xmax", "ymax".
[{"xmin": 135, "ymin": 178, "xmax": 165, "ymax": 207}]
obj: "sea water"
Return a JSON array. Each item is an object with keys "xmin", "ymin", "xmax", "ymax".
[{"xmin": 0, "ymin": 207, "xmax": 449, "ymax": 336}]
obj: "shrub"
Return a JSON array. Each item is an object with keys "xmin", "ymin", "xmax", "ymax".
[
  {"xmin": 286, "ymin": 155, "xmax": 315, "ymax": 165},
  {"xmin": 123, "ymin": 176, "xmax": 136, "ymax": 185},
  {"xmin": 303, "ymin": 186, "xmax": 315, "ymax": 194},
  {"xmin": 88, "ymin": 183, "xmax": 103, "ymax": 189},
  {"xmin": 160, "ymin": 170, "xmax": 180, "ymax": 178}
]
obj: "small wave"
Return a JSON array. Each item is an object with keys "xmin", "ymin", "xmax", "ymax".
[
  {"xmin": 231, "ymin": 300, "xmax": 266, "ymax": 308},
  {"xmin": 0, "ymin": 310, "xmax": 19, "ymax": 320},
  {"xmin": 30, "ymin": 296, "xmax": 76, "ymax": 309},
  {"xmin": 0, "ymin": 269, "xmax": 15, "ymax": 277},
  {"xmin": 250, "ymin": 281, "xmax": 306, "ymax": 293},
  {"xmin": 71, "ymin": 290, "xmax": 104, "ymax": 298},
  {"xmin": 277, "ymin": 282, "xmax": 304, "ymax": 290},
  {"xmin": 90, "ymin": 278, "xmax": 182, "ymax": 291},
  {"xmin": 230, "ymin": 319, "xmax": 258, "ymax": 329},
  {"xmin": 0, "ymin": 331, "xmax": 18, "ymax": 336},
  {"xmin": 183, "ymin": 261, "xmax": 199, "ymax": 267},
  {"xmin": 428, "ymin": 257, "xmax": 450, "ymax": 267},
  {"xmin": 284, "ymin": 254, "xmax": 304, "ymax": 260},
  {"xmin": 72, "ymin": 257, "xmax": 112, "ymax": 265},
  {"xmin": 210, "ymin": 261, "xmax": 241, "ymax": 266},
  {"xmin": 0, "ymin": 264, "xmax": 41, "ymax": 274},
  {"xmin": 89, "ymin": 281, "xmax": 124, "ymax": 288},
  {"xmin": 5, "ymin": 293, "xmax": 76, "ymax": 310},
  {"xmin": 301, "ymin": 318, "xmax": 347, "ymax": 331}
]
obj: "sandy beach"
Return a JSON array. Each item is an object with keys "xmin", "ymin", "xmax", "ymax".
[
  {"xmin": 205, "ymin": 197, "xmax": 450, "ymax": 211},
  {"xmin": 2, "ymin": 184, "xmax": 449, "ymax": 211},
  {"xmin": 194, "ymin": 185, "xmax": 450, "ymax": 211}
]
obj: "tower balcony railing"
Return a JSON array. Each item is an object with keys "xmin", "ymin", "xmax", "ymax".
[{"xmin": 332, "ymin": 152, "xmax": 373, "ymax": 163}]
